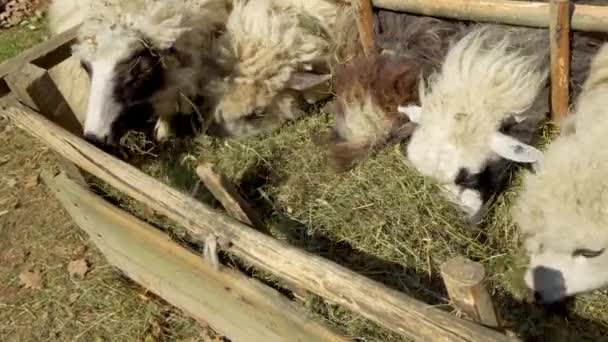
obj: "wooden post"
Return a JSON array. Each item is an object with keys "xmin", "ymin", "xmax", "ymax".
[
  {"xmin": 367, "ymin": 0, "xmax": 608, "ymax": 33},
  {"xmin": 352, "ymin": 0, "xmax": 376, "ymax": 55},
  {"xmin": 549, "ymin": 0, "xmax": 572, "ymax": 124},
  {"xmin": 440, "ymin": 257, "xmax": 501, "ymax": 329},
  {"xmin": 4, "ymin": 63, "xmax": 86, "ymax": 185},
  {"xmin": 5, "ymin": 103, "xmax": 517, "ymax": 342}
]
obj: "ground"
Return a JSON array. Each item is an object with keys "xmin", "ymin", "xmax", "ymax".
[{"xmin": 0, "ymin": 14, "xmax": 224, "ymax": 342}]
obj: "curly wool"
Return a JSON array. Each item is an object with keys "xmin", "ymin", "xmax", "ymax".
[{"xmin": 514, "ymin": 43, "xmax": 608, "ymax": 252}]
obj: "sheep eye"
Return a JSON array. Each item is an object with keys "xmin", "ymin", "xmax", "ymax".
[{"xmin": 572, "ymin": 248, "xmax": 605, "ymax": 258}]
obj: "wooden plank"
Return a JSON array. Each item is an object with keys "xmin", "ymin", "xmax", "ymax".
[
  {"xmin": 4, "ymin": 103, "xmax": 517, "ymax": 342},
  {"xmin": 5, "ymin": 63, "xmax": 85, "ymax": 185},
  {"xmin": 196, "ymin": 163, "xmax": 265, "ymax": 230},
  {"xmin": 549, "ymin": 0, "xmax": 572, "ymax": 123},
  {"xmin": 369, "ymin": 0, "xmax": 608, "ymax": 33},
  {"xmin": 43, "ymin": 171, "xmax": 345, "ymax": 342},
  {"xmin": 352, "ymin": 0, "xmax": 376, "ymax": 55},
  {"xmin": 0, "ymin": 25, "xmax": 79, "ymax": 80},
  {"xmin": 440, "ymin": 257, "xmax": 501, "ymax": 329}
]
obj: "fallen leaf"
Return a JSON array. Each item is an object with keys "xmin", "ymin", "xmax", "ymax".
[
  {"xmin": 25, "ymin": 174, "xmax": 39, "ymax": 188},
  {"xmin": 68, "ymin": 293, "xmax": 80, "ymax": 304},
  {"xmin": 67, "ymin": 258, "xmax": 89, "ymax": 278},
  {"xmin": 19, "ymin": 269, "xmax": 42, "ymax": 289}
]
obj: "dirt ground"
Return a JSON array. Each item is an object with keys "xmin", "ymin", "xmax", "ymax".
[{"xmin": 0, "ymin": 11, "xmax": 225, "ymax": 342}]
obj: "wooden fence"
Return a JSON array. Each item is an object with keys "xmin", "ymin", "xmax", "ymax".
[{"xmin": 2, "ymin": 0, "xmax": 604, "ymax": 340}]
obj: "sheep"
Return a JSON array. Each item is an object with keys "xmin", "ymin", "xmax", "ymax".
[
  {"xmin": 398, "ymin": 25, "xmax": 550, "ymax": 223},
  {"xmin": 47, "ymin": 0, "xmax": 229, "ymax": 146},
  {"xmin": 327, "ymin": 11, "xmax": 469, "ymax": 172},
  {"xmin": 206, "ymin": 0, "xmax": 358, "ymax": 138},
  {"xmin": 513, "ymin": 43, "xmax": 608, "ymax": 304}
]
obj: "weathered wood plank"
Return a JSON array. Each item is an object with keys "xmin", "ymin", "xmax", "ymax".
[
  {"xmin": 369, "ymin": 0, "xmax": 608, "ymax": 33},
  {"xmin": 549, "ymin": 0, "xmax": 572, "ymax": 123},
  {"xmin": 196, "ymin": 162, "xmax": 265, "ymax": 230},
  {"xmin": 5, "ymin": 63, "xmax": 85, "ymax": 185},
  {"xmin": 5, "ymin": 103, "xmax": 516, "ymax": 342},
  {"xmin": 43, "ymin": 171, "xmax": 346, "ymax": 342},
  {"xmin": 0, "ymin": 25, "xmax": 79, "ymax": 80}
]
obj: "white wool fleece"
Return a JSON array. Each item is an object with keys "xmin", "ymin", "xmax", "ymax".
[
  {"xmin": 514, "ymin": 43, "xmax": 608, "ymax": 302},
  {"xmin": 405, "ymin": 25, "xmax": 549, "ymax": 184}
]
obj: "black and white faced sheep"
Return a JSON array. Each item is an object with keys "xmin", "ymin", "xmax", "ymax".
[
  {"xmin": 327, "ymin": 11, "xmax": 469, "ymax": 172},
  {"xmin": 206, "ymin": 0, "xmax": 357, "ymax": 138},
  {"xmin": 513, "ymin": 43, "xmax": 608, "ymax": 304},
  {"xmin": 48, "ymin": 0, "xmax": 229, "ymax": 146},
  {"xmin": 398, "ymin": 25, "xmax": 550, "ymax": 223}
]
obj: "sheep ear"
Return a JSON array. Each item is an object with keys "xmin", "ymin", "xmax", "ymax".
[
  {"xmin": 397, "ymin": 105, "xmax": 422, "ymax": 123},
  {"xmin": 285, "ymin": 72, "xmax": 332, "ymax": 91},
  {"xmin": 491, "ymin": 132, "xmax": 543, "ymax": 166}
]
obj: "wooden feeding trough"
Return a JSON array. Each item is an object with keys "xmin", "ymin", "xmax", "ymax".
[{"xmin": 1, "ymin": 0, "xmax": 605, "ymax": 340}]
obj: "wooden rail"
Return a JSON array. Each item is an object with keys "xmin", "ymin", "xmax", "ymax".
[
  {"xmin": 2, "ymin": 102, "xmax": 516, "ymax": 342},
  {"xmin": 369, "ymin": 0, "xmax": 608, "ymax": 32},
  {"xmin": 43, "ymin": 171, "xmax": 346, "ymax": 342}
]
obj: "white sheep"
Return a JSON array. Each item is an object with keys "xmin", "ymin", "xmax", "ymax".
[
  {"xmin": 207, "ymin": 0, "xmax": 357, "ymax": 138},
  {"xmin": 47, "ymin": 0, "xmax": 229, "ymax": 145},
  {"xmin": 398, "ymin": 25, "xmax": 550, "ymax": 222},
  {"xmin": 513, "ymin": 43, "xmax": 608, "ymax": 304}
]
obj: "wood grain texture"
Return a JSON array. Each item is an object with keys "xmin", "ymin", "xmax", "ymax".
[
  {"xmin": 196, "ymin": 163, "xmax": 265, "ymax": 230},
  {"xmin": 0, "ymin": 25, "xmax": 79, "ymax": 80},
  {"xmin": 352, "ymin": 0, "xmax": 376, "ymax": 55},
  {"xmin": 550, "ymin": 0, "xmax": 572, "ymax": 123},
  {"xmin": 368, "ymin": 0, "xmax": 608, "ymax": 33},
  {"xmin": 441, "ymin": 257, "xmax": 501, "ymax": 329},
  {"xmin": 43, "ymin": 171, "xmax": 345, "ymax": 342},
  {"xmin": 4, "ymin": 63, "xmax": 85, "ymax": 185},
  {"xmin": 5, "ymin": 103, "xmax": 517, "ymax": 342}
]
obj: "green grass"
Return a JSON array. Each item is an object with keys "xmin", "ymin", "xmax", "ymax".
[{"xmin": 0, "ymin": 18, "xmax": 49, "ymax": 61}]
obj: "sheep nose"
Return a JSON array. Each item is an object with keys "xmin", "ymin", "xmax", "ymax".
[{"xmin": 83, "ymin": 131, "xmax": 110, "ymax": 147}]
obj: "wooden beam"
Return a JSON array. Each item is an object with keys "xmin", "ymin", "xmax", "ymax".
[
  {"xmin": 352, "ymin": 0, "xmax": 376, "ymax": 55},
  {"xmin": 0, "ymin": 25, "xmax": 79, "ymax": 80},
  {"xmin": 369, "ymin": 0, "xmax": 608, "ymax": 33},
  {"xmin": 440, "ymin": 257, "xmax": 501, "ymax": 329},
  {"xmin": 4, "ymin": 103, "xmax": 517, "ymax": 342},
  {"xmin": 196, "ymin": 163, "xmax": 265, "ymax": 231},
  {"xmin": 4, "ymin": 63, "xmax": 86, "ymax": 185},
  {"xmin": 42, "ymin": 171, "xmax": 346, "ymax": 342},
  {"xmin": 549, "ymin": 0, "xmax": 572, "ymax": 123}
]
